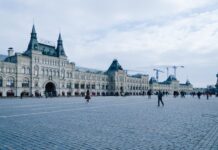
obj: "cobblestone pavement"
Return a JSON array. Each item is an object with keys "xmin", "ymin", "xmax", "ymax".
[{"xmin": 0, "ymin": 96, "xmax": 218, "ymax": 150}]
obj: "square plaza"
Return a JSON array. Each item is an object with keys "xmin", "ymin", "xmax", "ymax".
[{"xmin": 0, "ymin": 96, "xmax": 218, "ymax": 149}]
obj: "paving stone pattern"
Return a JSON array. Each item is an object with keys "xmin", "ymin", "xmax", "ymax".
[{"xmin": 0, "ymin": 96, "xmax": 218, "ymax": 150}]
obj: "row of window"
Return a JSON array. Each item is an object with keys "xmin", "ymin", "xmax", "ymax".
[
  {"xmin": 126, "ymin": 78, "xmax": 148, "ymax": 84},
  {"xmin": 0, "ymin": 78, "xmax": 148, "ymax": 90},
  {"xmin": 74, "ymin": 84, "xmax": 108, "ymax": 90},
  {"xmin": 74, "ymin": 73, "xmax": 108, "ymax": 81},
  {"xmin": 40, "ymin": 68, "xmax": 109, "ymax": 81},
  {"xmin": 0, "ymin": 67, "xmax": 16, "ymax": 73},
  {"xmin": 127, "ymin": 86, "xmax": 148, "ymax": 90},
  {"xmin": 0, "ymin": 78, "xmax": 15, "ymax": 87},
  {"xmin": 0, "ymin": 77, "xmax": 29, "ymax": 88},
  {"xmin": 34, "ymin": 57, "xmax": 68, "ymax": 67},
  {"xmin": 22, "ymin": 67, "xmax": 30, "ymax": 74}
]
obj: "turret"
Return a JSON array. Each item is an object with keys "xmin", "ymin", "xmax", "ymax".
[
  {"xmin": 186, "ymin": 80, "xmax": 191, "ymax": 85},
  {"xmin": 107, "ymin": 59, "xmax": 123, "ymax": 73},
  {"xmin": 27, "ymin": 25, "xmax": 38, "ymax": 51},
  {"xmin": 56, "ymin": 33, "xmax": 66, "ymax": 57}
]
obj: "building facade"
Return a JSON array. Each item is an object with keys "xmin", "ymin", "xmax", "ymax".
[
  {"xmin": 0, "ymin": 25, "xmax": 192, "ymax": 97},
  {"xmin": 149, "ymin": 75, "xmax": 193, "ymax": 94}
]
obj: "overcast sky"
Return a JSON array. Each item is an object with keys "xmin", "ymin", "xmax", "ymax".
[{"xmin": 0, "ymin": 0, "xmax": 218, "ymax": 87}]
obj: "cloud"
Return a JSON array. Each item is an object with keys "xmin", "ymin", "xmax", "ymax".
[{"xmin": 0, "ymin": 0, "xmax": 217, "ymax": 87}]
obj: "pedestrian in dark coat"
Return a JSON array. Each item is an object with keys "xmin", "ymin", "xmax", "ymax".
[
  {"xmin": 85, "ymin": 90, "xmax": 91, "ymax": 103},
  {"xmin": 147, "ymin": 90, "xmax": 151, "ymax": 99},
  {"xmin": 206, "ymin": 92, "xmax": 209, "ymax": 100},
  {"xmin": 158, "ymin": 91, "xmax": 164, "ymax": 107},
  {"xmin": 197, "ymin": 92, "xmax": 201, "ymax": 99}
]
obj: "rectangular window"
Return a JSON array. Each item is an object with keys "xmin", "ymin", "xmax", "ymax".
[
  {"xmin": 75, "ymin": 84, "xmax": 79, "ymax": 89},
  {"xmin": 67, "ymin": 83, "xmax": 72, "ymax": 89},
  {"xmin": 86, "ymin": 84, "xmax": 90, "ymax": 89},
  {"xmin": 81, "ymin": 84, "xmax": 85, "ymax": 89},
  {"xmin": 22, "ymin": 83, "xmax": 29, "ymax": 88},
  {"xmin": 7, "ymin": 81, "xmax": 14, "ymax": 87}
]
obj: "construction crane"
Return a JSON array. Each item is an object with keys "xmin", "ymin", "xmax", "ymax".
[
  {"xmin": 172, "ymin": 65, "xmax": 184, "ymax": 77},
  {"xmin": 153, "ymin": 69, "xmax": 164, "ymax": 81},
  {"xmin": 158, "ymin": 65, "xmax": 184, "ymax": 78}
]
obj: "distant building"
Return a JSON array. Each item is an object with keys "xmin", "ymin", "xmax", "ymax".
[
  {"xmin": 0, "ymin": 25, "xmax": 192, "ymax": 97},
  {"xmin": 149, "ymin": 75, "xmax": 193, "ymax": 94},
  {"xmin": 193, "ymin": 88, "xmax": 206, "ymax": 93}
]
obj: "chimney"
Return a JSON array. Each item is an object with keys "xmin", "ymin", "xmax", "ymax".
[{"xmin": 8, "ymin": 47, "xmax": 14, "ymax": 57}]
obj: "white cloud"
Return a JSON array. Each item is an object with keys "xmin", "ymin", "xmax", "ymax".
[{"xmin": 0, "ymin": 0, "xmax": 217, "ymax": 87}]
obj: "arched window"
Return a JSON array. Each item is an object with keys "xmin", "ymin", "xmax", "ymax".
[
  {"xmin": 34, "ymin": 66, "xmax": 39, "ymax": 76},
  {"xmin": 26, "ymin": 67, "xmax": 30, "ymax": 74},
  {"xmin": 49, "ymin": 69, "xmax": 52, "ymax": 76},
  {"xmin": 67, "ymin": 82, "xmax": 72, "ymax": 89},
  {"xmin": 22, "ymin": 66, "xmax": 25, "ymax": 74},
  {"xmin": 22, "ymin": 78, "xmax": 29, "ymax": 88},
  {"xmin": 61, "ymin": 69, "xmax": 65, "ymax": 78},
  {"xmin": 6, "ymin": 77, "xmax": 15, "ymax": 87},
  {"xmin": 53, "ymin": 70, "xmax": 56, "ymax": 77},
  {"xmin": 42, "ymin": 68, "xmax": 44, "ymax": 75},
  {"xmin": 0, "ymin": 77, "xmax": 3, "ymax": 87},
  {"xmin": 34, "ymin": 81, "xmax": 38, "ymax": 87}
]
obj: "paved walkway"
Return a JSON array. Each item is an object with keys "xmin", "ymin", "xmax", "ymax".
[{"xmin": 0, "ymin": 96, "xmax": 218, "ymax": 149}]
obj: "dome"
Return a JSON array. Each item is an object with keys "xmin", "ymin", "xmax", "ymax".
[
  {"xmin": 149, "ymin": 77, "xmax": 157, "ymax": 84},
  {"xmin": 166, "ymin": 75, "xmax": 177, "ymax": 82},
  {"xmin": 186, "ymin": 80, "xmax": 191, "ymax": 85},
  {"xmin": 107, "ymin": 59, "xmax": 123, "ymax": 73}
]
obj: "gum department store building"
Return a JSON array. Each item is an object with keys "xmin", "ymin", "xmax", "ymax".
[{"xmin": 0, "ymin": 25, "xmax": 193, "ymax": 97}]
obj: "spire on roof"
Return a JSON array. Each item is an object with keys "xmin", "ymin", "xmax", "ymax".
[
  {"xmin": 30, "ymin": 24, "xmax": 37, "ymax": 39},
  {"xmin": 56, "ymin": 33, "xmax": 66, "ymax": 57},
  {"xmin": 107, "ymin": 59, "xmax": 123, "ymax": 73},
  {"xmin": 32, "ymin": 24, "xmax": 36, "ymax": 34},
  {"xmin": 26, "ymin": 24, "xmax": 38, "ymax": 53},
  {"xmin": 58, "ymin": 33, "xmax": 62, "ymax": 41}
]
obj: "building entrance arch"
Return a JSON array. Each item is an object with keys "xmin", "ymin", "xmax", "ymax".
[
  {"xmin": 45, "ymin": 82, "xmax": 56, "ymax": 97},
  {"xmin": 7, "ymin": 90, "xmax": 14, "ymax": 97}
]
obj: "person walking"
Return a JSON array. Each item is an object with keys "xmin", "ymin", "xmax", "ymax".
[
  {"xmin": 147, "ymin": 90, "xmax": 151, "ymax": 99},
  {"xmin": 85, "ymin": 90, "xmax": 91, "ymax": 103},
  {"xmin": 158, "ymin": 91, "xmax": 164, "ymax": 107},
  {"xmin": 206, "ymin": 92, "xmax": 209, "ymax": 100},
  {"xmin": 197, "ymin": 92, "xmax": 201, "ymax": 99}
]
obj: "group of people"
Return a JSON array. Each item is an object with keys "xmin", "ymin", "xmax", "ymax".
[
  {"xmin": 84, "ymin": 90, "xmax": 165, "ymax": 107},
  {"xmin": 190, "ymin": 91, "xmax": 217, "ymax": 100},
  {"xmin": 20, "ymin": 88, "xmax": 215, "ymax": 106}
]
